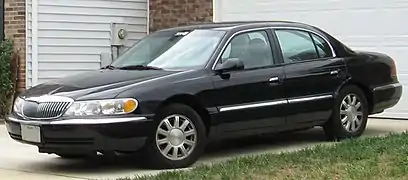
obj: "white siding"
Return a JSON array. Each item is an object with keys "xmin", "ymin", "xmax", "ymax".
[
  {"xmin": 214, "ymin": 0, "xmax": 408, "ymax": 118},
  {"xmin": 27, "ymin": 0, "xmax": 148, "ymax": 88}
]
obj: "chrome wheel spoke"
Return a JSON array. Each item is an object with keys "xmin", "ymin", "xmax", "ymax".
[
  {"xmin": 341, "ymin": 116, "xmax": 348, "ymax": 123},
  {"xmin": 355, "ymin": 118, "xmax": 362, "ymax": 126},
  {"xmin": 355, "ymin": 102, "xmax": 361, "ymax": 109},
  {"xmin": 180, "ymin": 120, "xmax": 190, "ymax": 131},
  {"xmin": 347, "ymin": 95, "xmax": 352, "ymax": 104},
  {"xmin": 174, "ymin": 116, "xmax": 180, "ymax": 128},
  {"xmin": 185, "ymin": 139, "xmax": 195, "ymax": 147},
  {"xmin": 345, "ymin": 120, "xmax": 351, "ymax": 131},
  {"xmin": 351, "ymin": 96, "xmax": 357, "ymax": 105},
  {"xmin": 163, "ymin": 144, "xmax": 172, "ymax": 154},
  {"xmin": 340, "ymin": 110, "xmax": 347, "ymax": 115},
  {"xmin": 164, "ymin": 119, "xmax": 173, "ymax": 130},
  {"xmin": 356, "ymin": 111, "xmax": 363, "ymax": 116},
  {"xmin": 172, "ymin": 146, "xmax": 179, "ymax": 159},
  {"xmin": 180, "ymin": 145, "xmax": 188, "ymax": 156},
  {"xmin": 185, "ymin": 130, "xmax": 195, "ymax": 137},
  {"xmin": 342, "ymin": 101, "xmax": 348, "ymax": 108},
  {"xmin": 157, "ymin": 138, "xmax": 168, "ymax": 145},
  {"xmin": 158, "ymin": 129, "xmax": 169, "ymax": 136},
  {"xmin": 350, "ymin": 119, "xmax": 356, "ymax": 131}
]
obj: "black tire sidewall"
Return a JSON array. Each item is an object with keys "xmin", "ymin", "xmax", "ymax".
[
  {"xmin": 143, "ymin": 103, "xmax": 207, "ymax": 169},
  {"xmin": 326, "ymin": 85, "xmax": 369, "ymax": 139}
]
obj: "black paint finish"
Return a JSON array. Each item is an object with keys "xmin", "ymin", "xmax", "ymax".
[
  {"xmin": 6, "ymin": 21, "xmax": 402, "ymax": 154},
  {"xmin": 284, "ymin": 58, "xmax": 347, "ymax": 124},
  {"xmin": 211, "ymin": 65, "xmax": 287, "ymax": 132}
]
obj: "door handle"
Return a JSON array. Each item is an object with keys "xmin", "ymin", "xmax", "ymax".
[
  {"xmin": 330, "ymin": 70, "xmax": 339, "ymax": 75},
  {"xmin": 269, "ymin": 77, "xmax": 280, "ymax": 83}
]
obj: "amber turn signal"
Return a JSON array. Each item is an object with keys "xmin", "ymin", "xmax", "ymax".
[{"xmin": 123, "ymin": 99, "xmax": 138, "ymax": 113}]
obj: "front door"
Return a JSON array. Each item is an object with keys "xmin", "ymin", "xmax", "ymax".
[
  {"xmin": 272, "ymin": 28, "xmax": 347, "ymax": 125},
  {"xmin": 211, "ymin": 29, "xmax": 287, "ymax": 134}
]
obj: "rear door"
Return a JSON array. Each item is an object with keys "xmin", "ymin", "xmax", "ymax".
[{"xmin": 271, "ymin": 28, "xmax": 347, "ymax": 125}]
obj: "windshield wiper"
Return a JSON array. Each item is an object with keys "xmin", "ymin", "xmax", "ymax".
[
  {"xmin": 101, "ymin": 65, "xmax": 117, "ymax": 70},
  {"xmin": 116, "ymin": 65, "xmax": 163, "ymax": 70}
]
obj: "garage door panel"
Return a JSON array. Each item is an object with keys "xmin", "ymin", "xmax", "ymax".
[
  {"xmin": 215, "ymin": 0, "xmax": 408, "ymax": 118},
  {"xmin": 375, "ymin": 9, "xmax": 408, "ymax": 35},
  {"xmin": 379, "ymin": 47, "xmax": 408, "ymax": 74},
  {"xmin": 381, "ymin": 36, "xmax": 408, "ymax": 47},
  {"xmin": 218, "ymin": 0, "xmax": 400, "ymax": 14}
]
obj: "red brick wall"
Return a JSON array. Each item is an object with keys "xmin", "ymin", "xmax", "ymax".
[
  {"xmin": 149, "ymin": 0, "xmax": 213, "ymax": 32},
  {"xmin": 4, "ymin": 0, "xmax": 26, "ymax": 91}
]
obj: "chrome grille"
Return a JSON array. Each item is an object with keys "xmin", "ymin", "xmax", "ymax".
[
  {"xmin": 21, "ymin": 95, "xmax": 74, "ymax": 120},
  {"xmin": 36, "ymin": 102, "xmax": 71, "ymax": 119}
]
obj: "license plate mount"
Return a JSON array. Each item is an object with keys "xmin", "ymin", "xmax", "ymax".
[{"xmin": 21, "ymin": 124, "xmax": 41, "ymax": 143}]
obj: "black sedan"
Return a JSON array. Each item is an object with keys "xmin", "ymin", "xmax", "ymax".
[{"xmin": 5, "ymin": 21, "xmax": 402, "ymax": 169}]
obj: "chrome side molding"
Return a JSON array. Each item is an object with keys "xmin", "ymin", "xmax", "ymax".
[
  {"xmin": 220, "ymin": 99, "xmax": 287, "ymax": 112},
  {"xmin": 288, "ymin": 95, "xmax": 333, "ymax": 104},
  {"xmin": 219, "ymin": 94, "xmax": 333, "ymax": 112},
  {"xmin": 373, "ymin": 83, "xmax": 402, "ymax": 91}
]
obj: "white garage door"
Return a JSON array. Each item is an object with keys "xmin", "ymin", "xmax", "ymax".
[{"xmin": 214, "ymin": 0, "xmax": 408, "ymax": 119}]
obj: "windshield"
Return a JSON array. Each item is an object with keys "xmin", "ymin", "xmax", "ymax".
[{"xmin": 111, "ymin": 29, "xmax": 226, "ymax": 70}]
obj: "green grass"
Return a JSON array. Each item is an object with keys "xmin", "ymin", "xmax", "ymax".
[{"xmin": 118, "ymin": 132, "xmax": 408, "ymax": 180}]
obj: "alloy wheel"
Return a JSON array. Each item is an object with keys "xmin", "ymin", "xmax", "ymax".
[
  {"xmin": 340, "ymin": 93, "xmax": 364, "ymax": 132},
  {"xmin": 155, "ymin": 114, "xmax": 197, "ymax": 161}
]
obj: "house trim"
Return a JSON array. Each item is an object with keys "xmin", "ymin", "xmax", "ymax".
[{"xmin": 31, "ymin": 0, "xmax": 38, "ymax": 86}]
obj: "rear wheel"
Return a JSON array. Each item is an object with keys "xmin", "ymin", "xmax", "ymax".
[
  {"xmin": 323, "ymin": 85, "xmax": 369, "ymax": 140},
  {"xmin": 142, "ymin": 103, "xmax": 207, "ymax": 169}
]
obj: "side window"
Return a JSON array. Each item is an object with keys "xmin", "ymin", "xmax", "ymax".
[
  {"xmin": 311, "ymin": 33, "xmax": 333, "ymax": 58},
  {"xmin": 221, "ymin": 43, "xmax": 232, "ymax": 60},
  {"xmin": 220, "ymin": 30, "xmax": 274, "ymax": 69},
  {"xmin": 275, "ymin": 30, "xmax": 319, "ymax": 63}
]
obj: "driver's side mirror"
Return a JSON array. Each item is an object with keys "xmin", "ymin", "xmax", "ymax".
[{"xmin": 214, "ymin": 58, "xmax": 244, "ymax": 72}]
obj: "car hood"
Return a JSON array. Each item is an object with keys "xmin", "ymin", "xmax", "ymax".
[{"xmin": 19, "ymin": 69, "xmax": 177, "ymax": 100}]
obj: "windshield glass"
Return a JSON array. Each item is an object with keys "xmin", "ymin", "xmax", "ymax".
[{"xmin": 111, "ymin": 29, "xmax": 226, "ymax": 70}]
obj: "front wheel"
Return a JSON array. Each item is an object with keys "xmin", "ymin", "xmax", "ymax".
[
  {"xmin": 142, "ymin": 103, "xmax": 207, "ymax": 169},
  {"xmin": 323, "ymin": 85, "xmax": 369, "ymax": 140}
]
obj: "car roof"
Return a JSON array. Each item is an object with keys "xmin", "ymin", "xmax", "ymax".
[
  {"xmin": 156, "ymin": 21, "xmax": 317, "ymax": 33},
  {"xmin": 154, "ymin": 21, "xmax": 356, "ymax": 57}
]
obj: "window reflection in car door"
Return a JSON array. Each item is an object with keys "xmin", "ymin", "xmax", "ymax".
[{"xmin": 211, "ymin": 30, "xmax": 286, "ymax": 134}]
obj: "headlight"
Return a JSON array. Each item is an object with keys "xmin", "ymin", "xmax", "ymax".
[
  {"xmin": 64, "ymin": 98, "xmax": 138, "ymax": 117},
  {"xmin": 13, "ymin": 96, "xmax": 24, "ymax": 114}
]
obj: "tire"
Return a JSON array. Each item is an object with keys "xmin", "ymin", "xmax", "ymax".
[
  {"xmin": 323, "ymin": 85, "xmax": 369, "ymax": 141},
  {"xmin": 142, "ymin": 103, "xmax": 207, "ymax": 169}
]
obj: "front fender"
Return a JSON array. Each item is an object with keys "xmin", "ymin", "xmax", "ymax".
[{"xmin": 115, "ymin": 70, "xmax": 216, "ymax": 115}]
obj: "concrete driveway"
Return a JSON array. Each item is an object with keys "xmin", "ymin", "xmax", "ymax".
[{"xmin": 0, "ymin": 118, "xmax": 407, "ymax": 180}]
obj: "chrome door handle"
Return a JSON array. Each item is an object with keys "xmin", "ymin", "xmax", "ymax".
[
  {"xmin": 269, "ymin": 77, "xmax": 280, "ymax": 83},
  {"xmin": 330, "ymin": 70, "xmax": 339, "ymax": 75}
]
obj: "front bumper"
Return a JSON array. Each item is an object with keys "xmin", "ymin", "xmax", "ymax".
[{"xmin": 4, "ymin": 114, "xmax": 154, "ymax": 154}]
